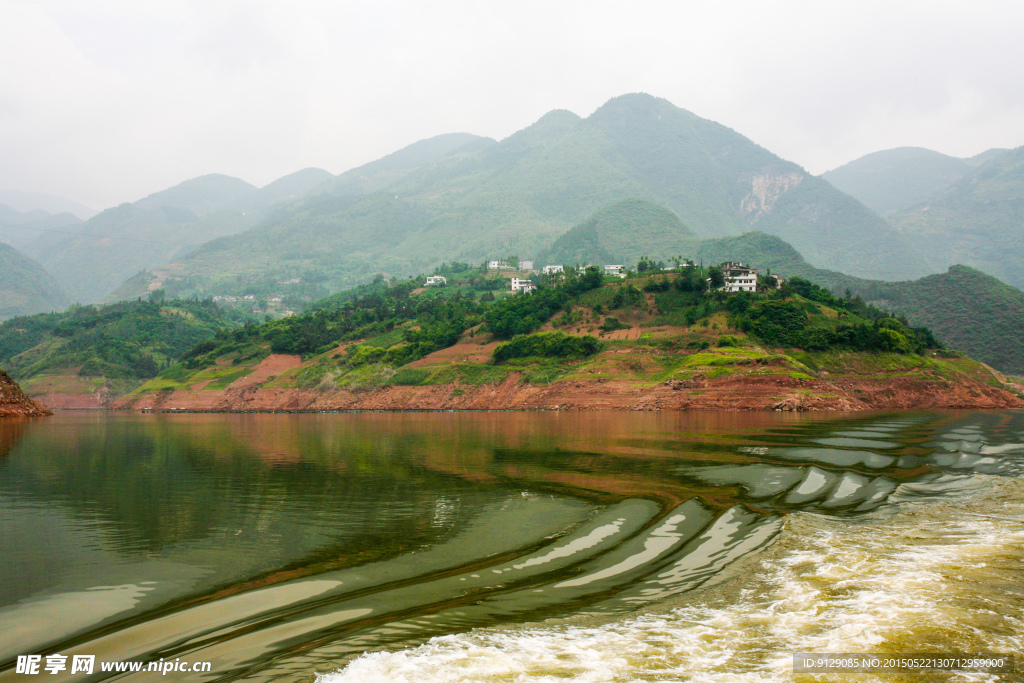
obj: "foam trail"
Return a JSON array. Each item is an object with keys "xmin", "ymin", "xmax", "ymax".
[{"xmin": 319, "ymin": 476, "xmax": 1024, "ymax": 683}]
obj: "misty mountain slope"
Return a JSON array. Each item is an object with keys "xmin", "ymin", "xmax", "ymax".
[
  {"xmin": 0, "ymin": 205, "xmax": 82, "ymax": 249},
  {"xmin": 0, "ymin": 243, "xmax": 71, "ymax": 320},
  {"xmin": 21, "ymin": 170, "xmax": 335, "ymax": 303},
  {"xmin": 325, "ymin": 132, "xmax": 492, "ymax": 196},
  {"xmin": 112, "ymin": 93, "xmax": 928, "ymax": 303},
  {"xmin": 822, "ymin": 147, "xmax": 978, "ymax": 215},
  {"xmin": 887, "ymin": 146, "xmax": 1024, "ymax": 290}
]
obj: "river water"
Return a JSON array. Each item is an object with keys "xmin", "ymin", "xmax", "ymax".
[{"xmin": 1, "ymin": 410, "xmax": 1023, "ymax": 682}]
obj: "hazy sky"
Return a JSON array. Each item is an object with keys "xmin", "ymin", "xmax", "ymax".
[{"xmin": 2, "ymin": 0, "xmax": 1023, "ymax": 211}]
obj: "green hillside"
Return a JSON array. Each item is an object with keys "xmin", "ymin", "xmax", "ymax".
[
  {"xmin": 112, "ymin": 93, "xmax": 927, "ymax": 304},
  {"xmin": 692, "ymin": 238, "xmax": 1024, "ymax": 376},
  {"xmin": 534, "ymin": 207, "xmax": 1024, "ymax": 375},
  {"xmin": 325, "ymin": 132, "xmax": 491, "ymax": 196},
  {"xmin": 0, "ymin": 296, "xmax": 250, "ymax": 396},
  {"xmin": 539, "ymin": 198, "xmax": 694, "ymax": 265},
  {"xmin": 125, "ymin": 263, "xmax": 951, "ymax": 406},
  {"xmin": 798, "ymin": 265, "xmax": 1024, "ymax": 376},
  {"xmin": 886, "ymin": 146, "xmax": 1024, "ymax": 290},
  {"xmin": 0, "ymin": 243, "xmax": 71, "ymax": 320}
]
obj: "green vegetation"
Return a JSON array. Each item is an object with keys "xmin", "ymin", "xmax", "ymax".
[
  {"xmin": 0, "ymin": 296, "xmax": 250, "ymax": 384},
  {"xmin": 625, "ymin": 230, "xmax": 1024, "ymax": 376},
  {"xmin": 807, "ymin": 265, "xmax": 1024, "ymax": 375},
  {"xmin": 888, "ymin": 147, "xmax": 1024, "ymax": 291},
  {"xmin": 125, "ymin": 254, "xmax": 967, "ymax": 405},
  {"xmin": 493, "ymin": 332, "xmax": 602, "ymax": 362}
]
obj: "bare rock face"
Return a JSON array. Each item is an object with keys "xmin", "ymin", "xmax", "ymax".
[{"xmin": 0, "ymin": 370, "xmax": 52, "ymax": 417}]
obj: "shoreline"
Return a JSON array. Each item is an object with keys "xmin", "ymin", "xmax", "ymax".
[{"xmin": 107, "ymin": 371, "xmax": 1024, "ymax": 414}]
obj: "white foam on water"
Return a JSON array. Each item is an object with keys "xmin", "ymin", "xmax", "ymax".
[{"xmin": 319, "ymin": 477, "xmax": 1024, "ymax": 683}]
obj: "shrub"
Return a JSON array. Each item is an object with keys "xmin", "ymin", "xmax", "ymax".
[
  {"xmin": 493, "ymin": 332, "xmax": 602, "ymax": 362},
  {"xmin": 391, "ymin": 367, "xmax": 430, "ymax": 385}
]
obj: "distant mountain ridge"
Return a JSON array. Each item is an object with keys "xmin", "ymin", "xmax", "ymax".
[
  {"xmin": 826, "ymin": 145, "xmax": 1024, "ymax": 290},
  {"xmin": 0, "ymin": 204, "xmax": 83, "ymax": 250},
  {"xmin": 823, "ymin": 147, "xmax": 980, "ymax": 216},
  {"xmin": 0, "ymin": 190, "xmax": 95, "ymax": 220},
  {"xmin": 20, "ymin": 168, "xmax": 335, "ymax": 303},
  {"xmin": 112, "ymin": 93, "xmax": 927, "ymax": 304},
  {"xmin": 889, "ymin": 146, "xmax": 1024, "ymax": 291}
]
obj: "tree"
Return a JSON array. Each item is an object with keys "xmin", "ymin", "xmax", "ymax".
[{"xmin": 708, "ymin": 266, "xmax": 725, "ymax": 290}]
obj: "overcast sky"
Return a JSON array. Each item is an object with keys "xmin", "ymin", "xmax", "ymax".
[{"xmin": 2, "ymin": 0, "xmax": 1023, "ymax": 212}]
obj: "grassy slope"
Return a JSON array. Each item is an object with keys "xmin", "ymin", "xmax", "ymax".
[{"xmin": 799, "ymin": 265, "xmax": 1024, "ymax": 376}]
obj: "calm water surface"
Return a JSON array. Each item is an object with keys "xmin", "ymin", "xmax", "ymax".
[{"xmin": 2, "ymin": 410, "xmax": 1024, "ymax": 682}]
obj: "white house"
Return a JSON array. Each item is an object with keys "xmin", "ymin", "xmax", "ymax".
[
  {"xmin": 519, "ymin": 260, "xmax": 534, "ymax": 271},
  {"xmin": 720, "ymin": 262, "xmax": 758, "ymax": 292},
  {"xmin": 425, "ymin": 275, "xmax": 447, "ymax": 286},
  {"xmin": 510, "ymin": 277, "xmax": 536, "ymax": 293},
  {"xmin": 488, "ymin": 260, "xmax": 513, "ymax": 270},
  {"xmin": 542, "ymin": 264, "xmax": 564, "ymax": 275},
  {"xmin": 604, "ymin": 264, "xmax": 626, "ymax": 278}
]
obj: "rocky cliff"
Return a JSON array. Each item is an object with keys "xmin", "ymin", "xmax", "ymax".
[{"xmin": 0, "ymin": 369, "xmax": 53, "ymax": 417}]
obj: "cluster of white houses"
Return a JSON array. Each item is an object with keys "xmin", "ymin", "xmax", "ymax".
[{"xmin": 422, "ymin": 259, "xmax": 781, "ymax": 294}]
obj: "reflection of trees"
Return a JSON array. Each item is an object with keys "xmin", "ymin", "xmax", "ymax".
[
  {"xmin": 0, "ymin": 416, "xmax": 503, "ymax": 572},
  {"xmin": 0, "ymin": 418, "xmax": 34, "ymax": 462}
]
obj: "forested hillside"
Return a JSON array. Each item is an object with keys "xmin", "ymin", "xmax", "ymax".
[
  {"xmin": 126, "ymin": 263, "xmax": 949, "ymax": 408},
  {"xmin": 0, "ymin": 297, "xmax": 250, "ymax": 400}
]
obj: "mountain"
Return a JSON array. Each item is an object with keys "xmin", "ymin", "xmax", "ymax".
[
  {"xmin": 0, "ymin": 243, "xmax": 71, "ymax": 320},
  {"xmin": 0, "ymin": 204, "xmax": 83, "ymax": 249},
  {"xmin": 20, "ymin": 169, "xmax": 333, "ymax": 304},
  {"xmin": 114, "ymin": 93, "xmax": 927, "ymax": 304},
  {"xmin": 886, "ymin": 146, "xmax": 1024, "ymax": 290},
  {"xmin": 324, "ymin": 133, "xmax": 491, "ymax": 196},
  {"xmin": 822, "ymin": 147, "xmax": 978, "ymax": 216}
]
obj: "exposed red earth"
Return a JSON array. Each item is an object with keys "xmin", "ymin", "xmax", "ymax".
[{"xmin": 0, "ymin": 370, "xmax": 52, "ymax": 417}]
